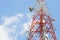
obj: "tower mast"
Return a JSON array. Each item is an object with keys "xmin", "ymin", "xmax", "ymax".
[{"xmin": 28, "ymin": 0, "xmax": 57, "ymax": 40}]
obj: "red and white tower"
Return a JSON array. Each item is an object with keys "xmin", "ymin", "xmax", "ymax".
[{"xmin": 27, "ymin": 0, "xmax": 57, "ymax": 40}]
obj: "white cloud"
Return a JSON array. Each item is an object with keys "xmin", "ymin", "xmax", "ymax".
[
  {"xmin": 20, "ymin": 13, "xmax": 33, "ymax": 35},
  {"xmin": 20, "ymin": 23, "xmax": 30, "ymax": 35},
  {"xmin": 17, "ymin": 13, "xmax": 23, "ymax": 17},
  {"xmin": 0, "ymin": 25, "xmax": 9, "ymax": 40},
  {"xmin": 0, "ymin": 13, "xmax": 24, "ymax": 40},
  {"xmin": 0, "ymin": 13, "xmax": 33, "ymax": 40},
  {"xmin": 1, "ymin": 13, "xmax": 23, "ymax": 26}
]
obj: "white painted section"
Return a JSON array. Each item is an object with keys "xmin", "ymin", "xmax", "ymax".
[{"xmin": 43, "ymin": 19, "xmax": 45, "ymax": 23}]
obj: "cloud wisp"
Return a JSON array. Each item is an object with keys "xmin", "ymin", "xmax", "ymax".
[
  {"xmin": 0, "ymin": 13, "xmax": 24, "ymax": 40},
  {"xmin": 0, "ymin": 13, "xmax": 33, "ymax": 40}
]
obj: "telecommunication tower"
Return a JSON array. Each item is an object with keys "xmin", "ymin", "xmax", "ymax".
[{"xmin": 27, "ymin": 0, "xmax": 57, "ymax": 40}]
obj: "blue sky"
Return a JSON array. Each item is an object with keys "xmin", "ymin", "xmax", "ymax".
[{"xmin": 0, "ymin": 0, "xmax": 60, "ymax": 40}]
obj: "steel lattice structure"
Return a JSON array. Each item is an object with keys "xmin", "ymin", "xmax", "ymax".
[{"xmin": 27, "ymin": 0, "xmax": 57, "ymax": 40}]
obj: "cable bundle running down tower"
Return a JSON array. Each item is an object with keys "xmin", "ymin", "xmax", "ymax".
[{"xmin": 27, "ymin": 0, "xmax": 57, "ymax": 40}]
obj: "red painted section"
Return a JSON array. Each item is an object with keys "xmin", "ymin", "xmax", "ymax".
[{"xmin": 28, "ymin": 0, "xmax": 57, "ymax": 40}]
